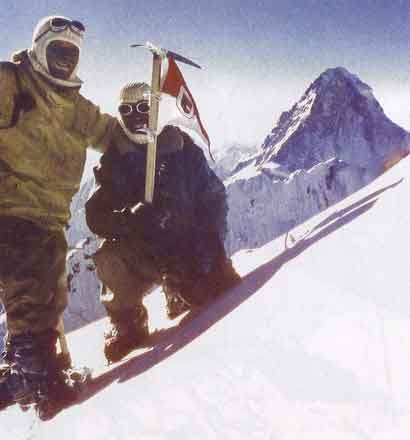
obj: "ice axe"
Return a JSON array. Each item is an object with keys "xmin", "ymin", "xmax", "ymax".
[{"xmin": 130, "ymin": 42, "xmax": 201, "ymax": 203}]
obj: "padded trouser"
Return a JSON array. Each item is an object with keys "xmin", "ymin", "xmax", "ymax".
[
  {"xmin": 93, "ymin": 239, "xmax": 161, "ymax": 317},
  {"xmin": 93, "ymin": 236, "xmax": 241, "ymax": 315},
  {"xmin": 0, "ymin": 218, "xmax": 68, "ymax": 337}
]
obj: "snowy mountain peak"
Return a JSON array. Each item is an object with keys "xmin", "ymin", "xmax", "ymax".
[
  {"xmin": 223, "ymin": 68, "xmax": 410, "ymax": 255},
  {"xmin": 258, "ymin": 67, "xmax": 410, "ymax": 173},
  {"xmin": 305, "ymin": 66, "xmax": 383, "ymax": 120},
  {"xmin": 313, "ymin": 66, "xmax": 374, "ymax": 99}
]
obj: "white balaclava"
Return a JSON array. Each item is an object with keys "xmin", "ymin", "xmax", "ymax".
[
  {"xmin": 28, "ymin": 15, "xmax": 83, "ymax": 88},
  {"xmin": 118, "ymin": 82, "xmax": 154, "ymax": 144}
]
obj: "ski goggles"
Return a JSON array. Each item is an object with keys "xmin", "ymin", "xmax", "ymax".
[
  {"xmin": 118, "ymin": 101, "xmax": 150, "ymax": 116},
  {"xmin": 35, "ymin": 18, "xmax": 86, "ymax": 42}
]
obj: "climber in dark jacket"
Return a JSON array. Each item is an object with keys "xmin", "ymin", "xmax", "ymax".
[{"xmin": 85, "ymin": 82, "xmax": 240, "ymax": 363}]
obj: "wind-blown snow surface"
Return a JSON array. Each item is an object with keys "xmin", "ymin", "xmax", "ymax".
[{"xmin": 2, "ymin": 155, "xmax": 409, "ymax": 438}]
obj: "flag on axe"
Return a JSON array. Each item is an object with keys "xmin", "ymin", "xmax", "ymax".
[
  {"xmin": 159, "ymin": 56, "xmax": 212, "ymax": 157},
  {"xmin": 131, "ymin": 42, "xmax": 211, "ymax": 202}
]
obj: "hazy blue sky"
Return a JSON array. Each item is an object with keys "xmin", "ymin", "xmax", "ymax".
[{"xmin": 1, "ymin": 0, "xmax": 410, "ymax": 159}]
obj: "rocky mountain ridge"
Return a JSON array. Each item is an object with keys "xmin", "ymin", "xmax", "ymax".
[{"xmin": 258, "ymin": 67, "xmax": 409, "ymax": 174}]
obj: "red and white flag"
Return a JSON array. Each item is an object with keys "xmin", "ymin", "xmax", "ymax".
[{"xmin": 159, "ymin": 56, "xmax": 210, "ymax": 151}]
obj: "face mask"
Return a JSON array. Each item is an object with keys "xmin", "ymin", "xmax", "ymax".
[
  {"xmin": 46, "ymin": 41, "xmax": 79, "ymax": 80},
  {"xmin": 118, "ymin": 100, "xmax": 150, "ymax": 134}
]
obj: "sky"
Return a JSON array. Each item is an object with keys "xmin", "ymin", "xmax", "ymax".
[{"xmin": 1, "ymin": 0, "xmax": 410, "ymax": 159}]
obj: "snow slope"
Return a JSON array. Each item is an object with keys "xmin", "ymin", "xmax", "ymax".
[{"xmin": 1, "ymin": 156, "xmax": 409, "ymax": 439}]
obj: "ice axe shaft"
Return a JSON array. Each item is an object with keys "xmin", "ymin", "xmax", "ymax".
[
  {"xmin": 145, "ymin": 53, "xmax": 161, "ymax": 203},
  {"xmin": 57, "ymin": 319, "xmax": 72, "ymax": 367}
]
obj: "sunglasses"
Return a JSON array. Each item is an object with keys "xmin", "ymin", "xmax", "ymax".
[
  {"xmin": 35, "ymin": 18, "xmax": 86, "ymax": 42},
  {"xmin": 118, "ymin": 101, "xmax": 150, "ymax": 116}
]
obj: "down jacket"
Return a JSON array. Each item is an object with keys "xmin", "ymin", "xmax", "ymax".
[
  {"xmin": 0, "ymin": 50, "xmax": 117, "ymax": 230},
  {"xmin": 85, "ymin": 127, "xmax": 228, "ymax": 264}
]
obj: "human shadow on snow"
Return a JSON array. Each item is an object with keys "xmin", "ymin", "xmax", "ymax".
[
  {"xmin": 70, "ymin": 178, "xmax": 403, "ymax": 408},
  {"xmin": 304, "ymin": 177, "xmax": 403, "ymax": 235}
]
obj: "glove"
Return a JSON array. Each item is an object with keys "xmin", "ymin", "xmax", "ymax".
[{"xmin": 125, "ymin": 202, "xmax": 174, "ymax": 241}]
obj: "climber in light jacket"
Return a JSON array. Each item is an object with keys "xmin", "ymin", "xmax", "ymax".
[{"xmin": 0, "ymin": 15, "xmax": 121, "ymax": 412}]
